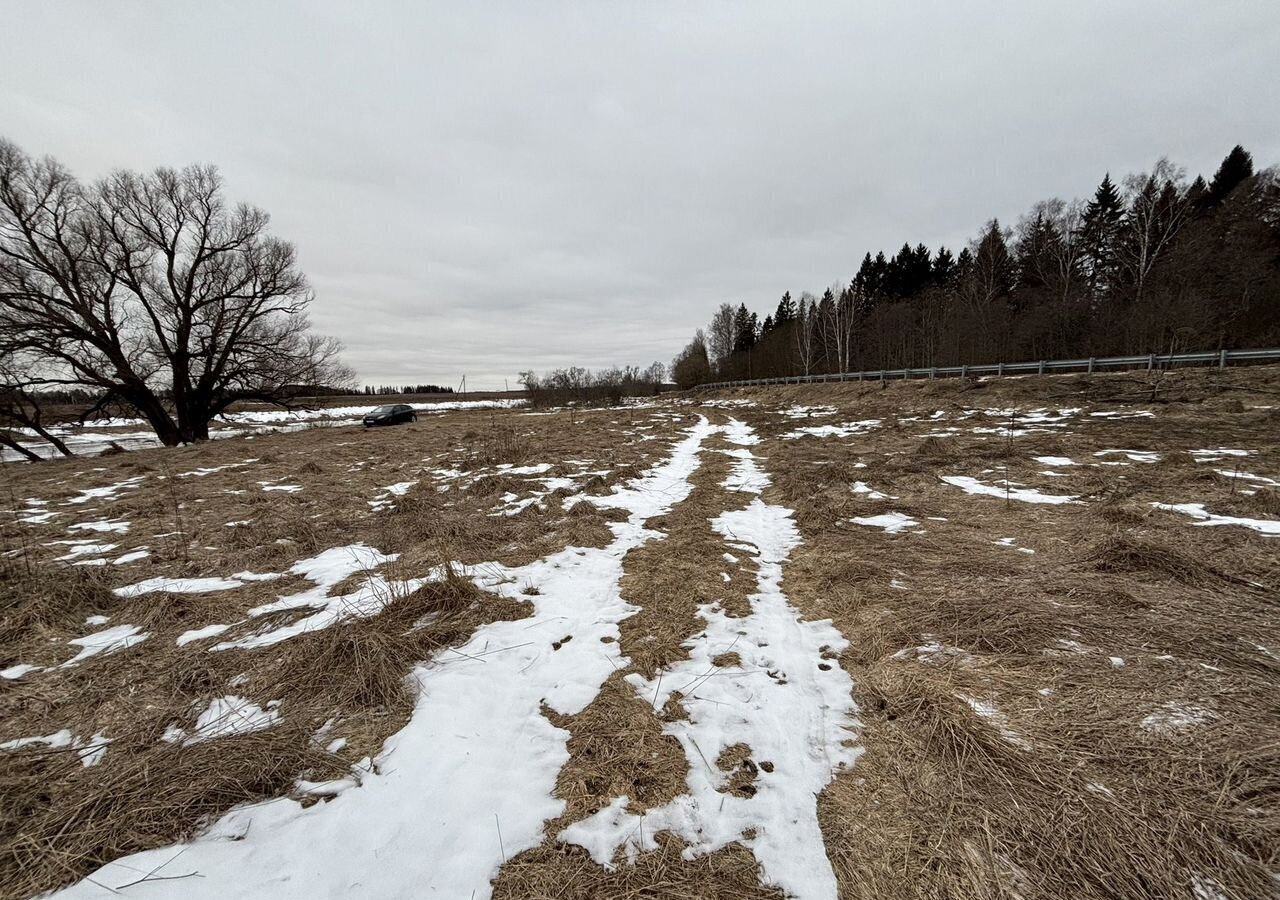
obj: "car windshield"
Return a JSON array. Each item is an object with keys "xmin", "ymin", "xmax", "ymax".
[{"xmin": 370, "ymin": 405, "xmax": 398, "ymax": 415}]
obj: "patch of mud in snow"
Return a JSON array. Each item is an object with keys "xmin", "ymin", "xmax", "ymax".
[
  {"xmin": 941, "ymin": 475, "xmax": 1080, "ymax": 505},
  {"xmin": 1152, "ymin": 503, "xmax": 1280, "ymax": 536},
  {"xmin": 562, "ymin": 423, "xmax": 859, "ymax": 900},
  {"xmin": 49, "ymin": 417, "xmax": 721, "ymax": 900}
]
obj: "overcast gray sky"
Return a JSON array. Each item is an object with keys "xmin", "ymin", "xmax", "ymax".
[{"xmin": 3, "ymin": 2, "xmax": 1277, "ymax": 388}]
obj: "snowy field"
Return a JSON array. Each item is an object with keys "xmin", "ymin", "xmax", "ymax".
[{"xmin": 1, "ymin": 368, "xmax": 1277, "ymax": 900}]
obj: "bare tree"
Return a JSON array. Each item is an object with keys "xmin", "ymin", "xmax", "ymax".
[
  {"xmin": 1120, "ymin": 158, "xmax": 1191, "ymax": 304},
  {"xmin": 0, "ymin": 345, "xmax": 76, "ymax": 460},
  {"xmin": 830, "ymin": 283, "xmax": 859, "ymax": 373},
  {"xmin": 707, "ymin": 302, "xmax": 737, "ymax": 373},
  {"xmin": 671, "ymin": 330, "xmax": 711, "ymax": 388},
  {"xmin": 793, "ymin": 293, "xmax": 817, "ymax": 375},
  {"xmin": 0, "ymin": 139, "xmax": 355, "ymax": 448}
]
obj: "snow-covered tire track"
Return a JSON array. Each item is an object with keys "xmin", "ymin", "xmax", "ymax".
[
  {"xmin": 560, "ymin": 417, "xmax": 862, "ymax": 900},
  {"xmin": 49, "ymin": 417, "xmax": 719, "ymax": 900}
]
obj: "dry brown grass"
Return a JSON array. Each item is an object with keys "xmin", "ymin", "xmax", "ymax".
[
  {"xmin": 0, "ymin": 403, "xmax": 694, "ymax": 898},
  {"xmin": 739, "ymin": 367, "xmax": 1280, "ymax": 900},
  {"xmin": 2, "ymin": 369, "xmax": 1278, "ymax": 898},
  {"xmin": 493, "ymin": 836, "xmax": 784, "ymax": 900},
  {"xmin": 0, "ymin": 724, "xmax": 344, "ymax": 900}
]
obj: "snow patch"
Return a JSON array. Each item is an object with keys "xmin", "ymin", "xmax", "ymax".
[
  {"xmin": 851, "ymin": 512, "xmax": 919, "ymax": 534},
  {"xmin": 163, "ymin": 697, "xmax": 282, "ymax": 745},
  {"xmin": 61, "ymin": 624, "xmax": 149, "ymax": 667},
  {"xmin": 1152, "ymin": 503, "xmax": 1279, "ymax": 536},
  {"xmin": 942, "ymin": 475, "xmax": 1079, "ymax": 505},
  {"xmin": 784, "ymin": 419, "xmax": 881, "ymax": 440},
  {"xmin": 1141, "ymin": 701, "xmax": 1214, "ymax": 735},
  {"xmin": 562, "ymin": 422, "xmax": 859, "ymax": 900}
]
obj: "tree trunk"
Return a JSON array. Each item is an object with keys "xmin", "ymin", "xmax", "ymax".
[{"xmin": 0, "ymin": 432, "xmax": 43, "ymax": 462}]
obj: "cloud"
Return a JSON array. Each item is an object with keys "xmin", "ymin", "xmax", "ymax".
[{"xmin": 2, "ymin": 1, "xmax": 1277, "ymax": 387}]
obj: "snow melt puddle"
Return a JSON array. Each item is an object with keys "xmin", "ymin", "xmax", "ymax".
[
  {"xmin": 941, "ymin": 475, "xmax": 1080, "ymax": 505},
  {"xmin": 52, "ymin": 417, "xmax": 721, "ymax": 900},
  {"xmin": 1151, "ymin": 503, "xmax": 1280, "ymax": 536},
  {"xmin": 561, "ymin": 418, "xmax": 859, "ymax": 900}
]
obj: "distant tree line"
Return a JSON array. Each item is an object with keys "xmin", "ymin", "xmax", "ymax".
[
  {"xmin": 361, "ymin": 384, "xmax": 455, "ymax": 396},
  {"xmin": 672, "ymin": 146, "xmax": 1280, "ymax": 387},
  {"xmin": 519, "ymin": 362, "xmax": 666, "ymax": 407}
]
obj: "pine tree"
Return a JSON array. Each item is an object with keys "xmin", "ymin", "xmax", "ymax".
[
  {"xmin": 933, "ymin": 246, "xmax": 956, "ymax": 284},
  {"xmin": 1206, "ymin": 145, "xmax": 1254, "ymax": 206},
  {"xmin": 774, "ymin": 291, "xmax": 796, "ymax": 326},
  {"xmin": 1186, "ymin": 175, "xmax": 1209, "ymax": 212},
  {"xmin": 732, "ymin": 303, "xmax": 756, "ymax": 352},
  {"xmin": 1016, "ymin": 212, "xmax": 1061, "ymax": 290},
  {"xmin": 1078, "ymin": 174, "xmax": 1125, "ymax": 300}
]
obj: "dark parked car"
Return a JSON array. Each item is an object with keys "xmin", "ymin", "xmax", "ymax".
[{"xmin": 363, "ymin": 404, "xmax": 417, "ymax": 427}]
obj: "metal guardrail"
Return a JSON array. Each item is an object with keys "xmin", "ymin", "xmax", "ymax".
[{"xmin": 699, "ymin": 348, "xmax": 1280, "ymax": 390}]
